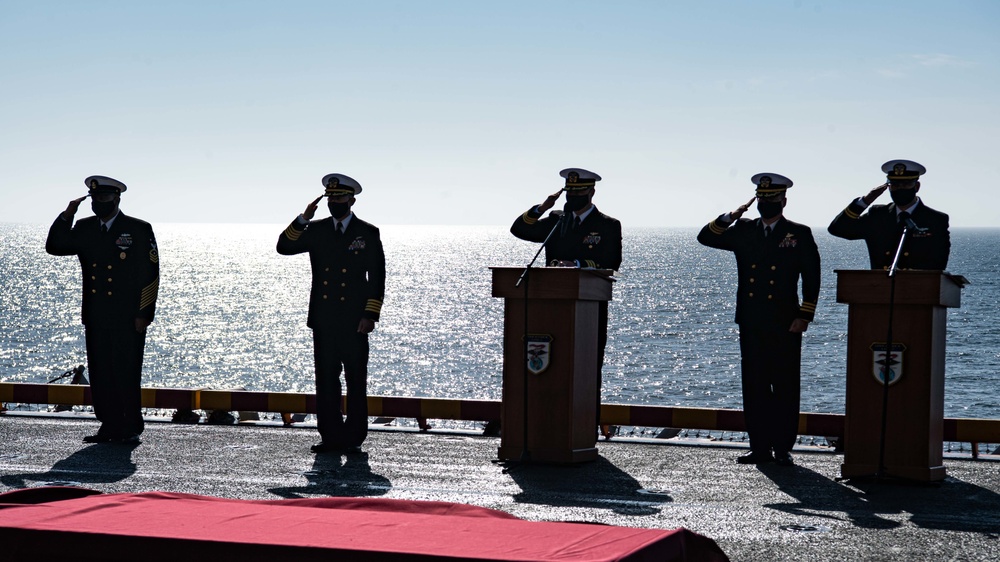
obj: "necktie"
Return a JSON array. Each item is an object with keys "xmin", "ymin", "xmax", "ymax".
[
  {"xmin": 101, "ymin": 224, "xmax": 108, "ymax": 234},
  {"xmin": 897, "ymin": 211, "xmax": 911, "ymax": 234},
  {"xmin": 573, "ymin": 216, "xmax": 581, "ymax": 229},
  {"xmin": 763, "ymin": 225, "xmax": 771, "ymax": 238},
  {"xmin": 336, "ymin": 222, "xmax": 344, "ymax": 234}
]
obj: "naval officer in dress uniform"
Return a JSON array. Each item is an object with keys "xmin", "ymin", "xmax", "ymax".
[
  {"xmin": 828, "ymin": 159, "xmax": 950, "ymax": 270},
  {"xmin": 510, "ymin": 168, "xmax": 623, "ymax": 271},
  {"xmin": 510, "ymin": 168, "xmax": 623, "ymax": 438},
  {"xmin": 277, "ymin": 173, "xmax": 386, "ymax": 454},
  {"xmin": 697, "ymin": 173, "xmax": 821, "ymax": 466},
  {"xmin": 46, "ymin": 176, "xmax": 159, "ymax": 444}
]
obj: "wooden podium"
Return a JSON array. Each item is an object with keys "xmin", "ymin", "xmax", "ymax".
[
  {"xmin": 491, "ymin": 267, "xmax": 614, "ymax": 463},
  {"xmin": 836, "ymin": 270, "xmax": 963, "ymax": 481}
]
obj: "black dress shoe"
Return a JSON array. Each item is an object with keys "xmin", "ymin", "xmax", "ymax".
[
  {"xmin": 119, "ymin": 434, "xmax": 142, "ymax": 444},
  {"xmin": 736, "ymin": 451, "xmax": 774, "ymax": 464},
  {"xmin": 774, "ymin": 452, "xmax": 794, "ymax": 466},
  {"xmin": 83, "ymin": 434, "xmax": 114, "ymax": 444},
  {"xmin": 310, "ymin": 442, "xmax": 341, "ymax": 453},
  {"xmin": 343, "ymin": 445, "xmax": 363, "ymax": 454}
]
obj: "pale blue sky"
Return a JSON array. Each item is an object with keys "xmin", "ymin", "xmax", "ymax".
[{"xmin": 2, "ymin": 1, "xmax": 998, "ymax": 226}]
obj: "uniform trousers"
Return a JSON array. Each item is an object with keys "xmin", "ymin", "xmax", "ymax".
[
  {"xmin": 84, "ymin": 326, "xmax": 146, "ymax": 438},
  {"xmin": 738, "ymin": 326, "xmax": 802, "ymax": 455},
  {"xmin": 312, "ymin": 326, "xmax": 369, "ymax": 448}
]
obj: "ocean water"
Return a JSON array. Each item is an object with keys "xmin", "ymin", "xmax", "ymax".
[{"xmin": 1, "ymin": 223, "xmax": 998, "ymax": 421}]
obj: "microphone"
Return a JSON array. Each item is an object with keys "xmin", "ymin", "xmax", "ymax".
[
  {"xmin": 904, "ymin": 216, "xmax": 926, "ymax": 233},
  {"xmin": 900, "ymin": 212, "xmax": 927, "ymax": 233},
  {"xmin": 558, "ymin": 206, "xmax": 571, "ymax": 235}
]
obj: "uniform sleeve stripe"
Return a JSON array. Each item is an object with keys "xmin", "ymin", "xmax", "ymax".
[
  {"xmin": 140, "ymin": 277, "xmax": 159, "ymax": 310},
  {"xmin": 708, "ymin": 220, "xmax": 727, "ymax": 235},
  {"xmin": 799, "ymin": 301, "xmax": 817, "ymax": 312},
  {"xmin": 521, "ymin": 211, "xmax": 537, "ymax": 225},
  {"xmin": 365, "ymin": 299, "xmax": 383, "ymax": 313},
  {"xmin": 284, "ymin": 224, "xmax": 303, "ymax": 241},
  {"xmin": 843, "ymin": 207, "xmax": 860, "ymax": 219}
]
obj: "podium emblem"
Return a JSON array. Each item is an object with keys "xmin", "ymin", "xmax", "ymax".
[
  {"xmin": 870, "ymin": 343, "xmax": 906, "ymax": 385},
  {"xmin": 525, "ymin": 334, "xmax": 553, "ymax": 374}
]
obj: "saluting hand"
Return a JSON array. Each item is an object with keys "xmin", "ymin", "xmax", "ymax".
[
  {"xmin": 537, "ymin": 190, "xmax": 563, "ymax": 214},
  {"xmin": 62, "ymin": 196, "xmax": 87, "ymax": 221},
  {"xmin": 730, "ymin": 197, "xmax": 756, "ymax": 220},
  {"xmin": 302, "ymin": 196, "xmax": 323, "ymax": 221},
  {"xmin": 862, "ymin": 183, "xmax": 889, "ymax": 205}
]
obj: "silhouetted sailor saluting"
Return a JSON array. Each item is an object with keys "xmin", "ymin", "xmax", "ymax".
[
  {"xmin": 697, "ymin": 173, "xmax": 821, "ymax": 467},
  {"xmin": 46, "ymin": 175, "xmax": 159, "ymax": 444},
  {"xmin": 828, "ymin": 159, "xmax": 950, "ymax": 270},
  {"xmin": 510, "ymin": 168, "xmax": 623, "ymax": 439},
  {"xmin": 277, "ymin": 173, "xmax": 386, "ymax": 454}
]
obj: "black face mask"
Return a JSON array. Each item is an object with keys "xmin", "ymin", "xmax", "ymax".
[
  {"xmin": 328, "ymin": 201, "xmax": 351, "ymax": 218},
  {"xmin": 890, "ymin": 187, "xmax": 917, "ymax": 207},
  {"xmin": 757, "ymin": 200, "xmax": 783, "ymax": 220},
  {"xmin": 564, "ymin": 196, "xmax": 589, "ymax": 212},
  {"xmin": 91, "ymin": 200, "xmax": 117, "ymax": 219}
]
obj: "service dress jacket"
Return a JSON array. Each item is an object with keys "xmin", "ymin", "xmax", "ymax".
[
  {"xmin": 828, "ymin": 199, "xmax": 950, "ymax": 270},
  {"xmin": 46, "ymin": 213, "xmax": 159, "ymax": 329},
  {"xmin": 277, "ymin": 215, "xmax": 386, "ymax": 330},
  {"xmin": 510, "ymin": 206, "xmax": 623, "ymax": 270},
  {"xmin": 698, "ymin": 216, "xmax": 820, "ymax": 331}
]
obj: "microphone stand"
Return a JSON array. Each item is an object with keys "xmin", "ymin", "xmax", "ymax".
[
  {"xmin": 516, "ymin": 211, "xmax": 566, "ymax": 288},
  {"xmin": 502, "ymin": 214, "xmax": 566, "ymax": 474},
  {"xmin": 47, "ymin": 365, "xmax": 86, "ymax": 384},
  {"xmin": 870, "ymin": 224, "xmax": 910, "ymax": 483}
]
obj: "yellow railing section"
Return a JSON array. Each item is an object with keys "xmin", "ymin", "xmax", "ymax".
[{"xmin": 2, "ymin": 382, "xmax": 997, "ymax": 456}]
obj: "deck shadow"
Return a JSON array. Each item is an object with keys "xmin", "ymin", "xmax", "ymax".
[{"xmin": 507, "ymin": 455, "xmax": 667, "ymax": 517}]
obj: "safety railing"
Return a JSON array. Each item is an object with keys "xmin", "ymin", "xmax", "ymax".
[{"xmin": 2, "ymin": 382, "xmax": 997, "ymax": 458}]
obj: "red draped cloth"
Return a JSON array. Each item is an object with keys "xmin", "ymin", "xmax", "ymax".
[{"xmin": 0, "ymin": 488, "xmax": 728, "ymax": 561}]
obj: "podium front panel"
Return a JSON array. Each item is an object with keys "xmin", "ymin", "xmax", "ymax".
[{"xmin": 498, "ymin": 299, "xmax": 600, "ymax": 463}]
